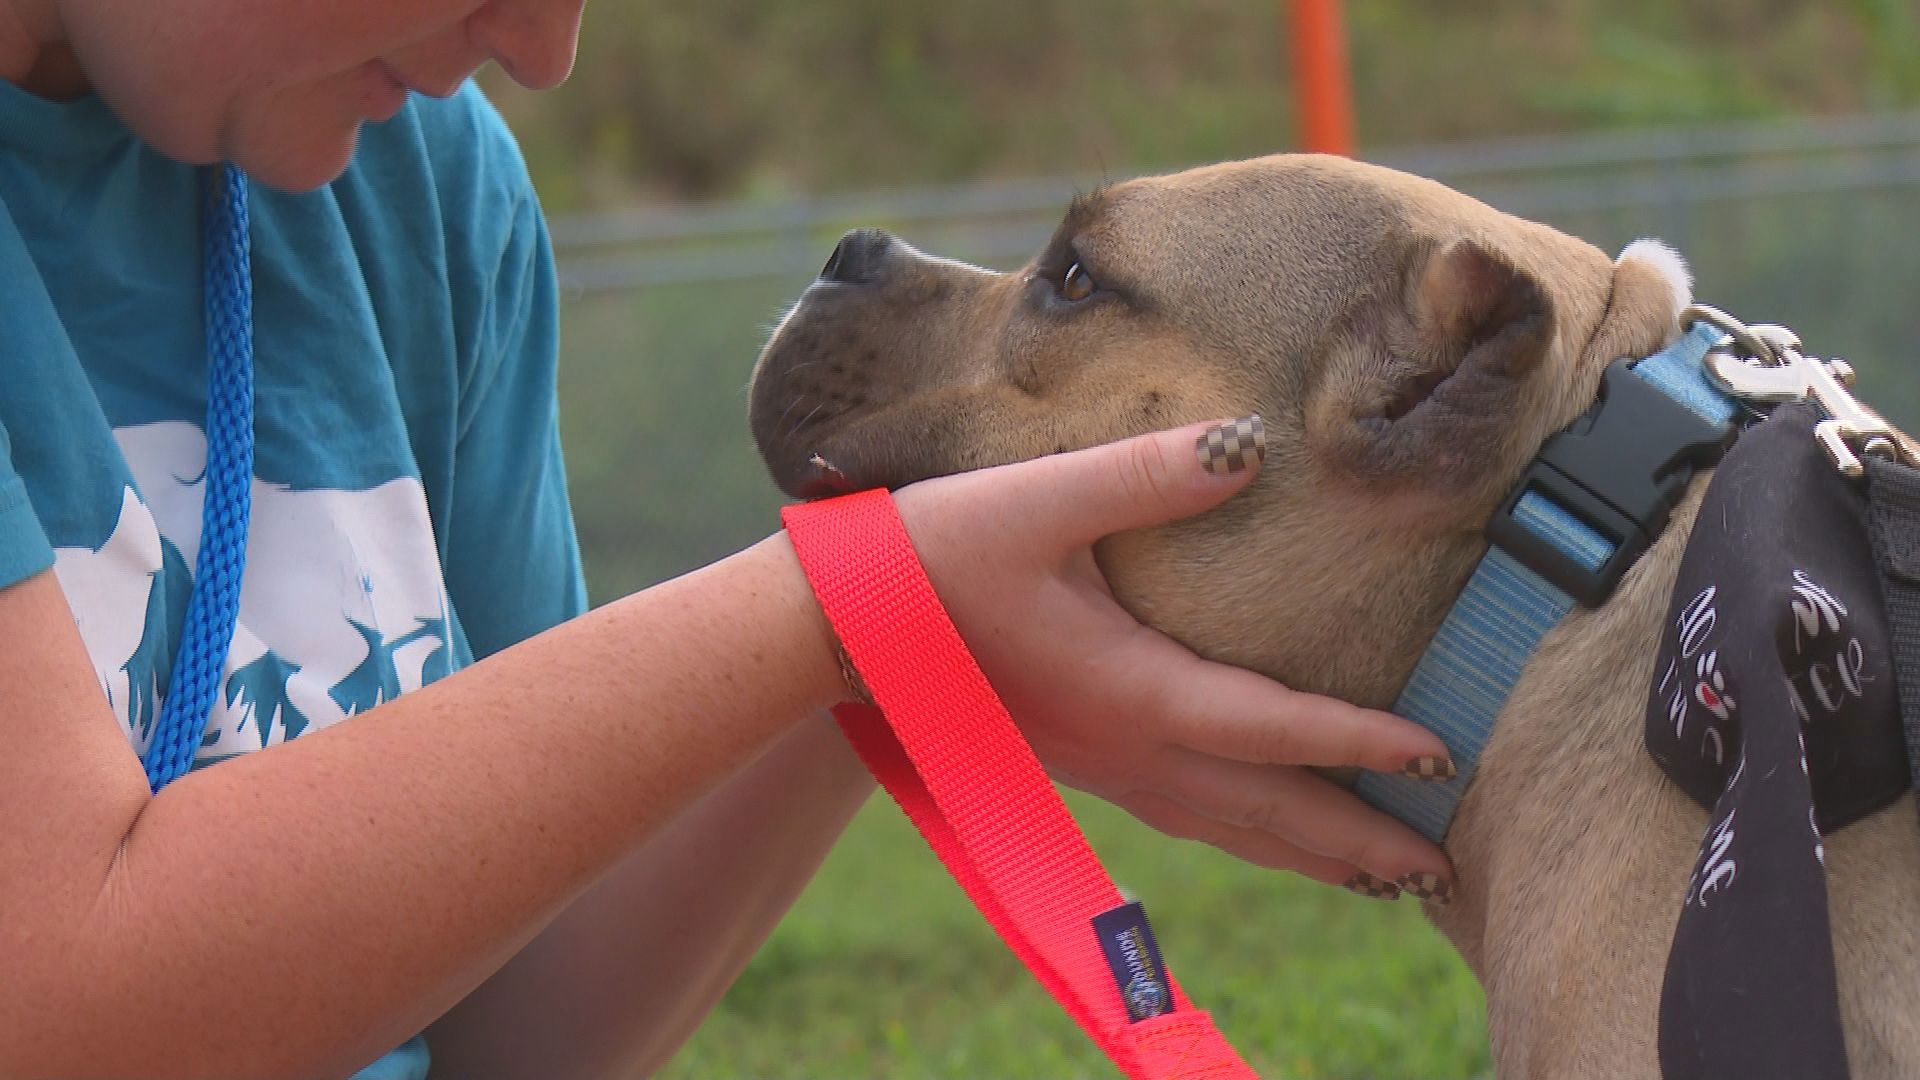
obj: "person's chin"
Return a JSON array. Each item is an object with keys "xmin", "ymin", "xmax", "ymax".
[{"xmin": 229, "ymin": 119, "xmax": 364, "ymax": 193}]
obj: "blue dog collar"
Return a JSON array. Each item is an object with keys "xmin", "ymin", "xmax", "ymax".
[{"xmin": 1355, "ymin": 321, "xmax": 1741, "ymax": 842}]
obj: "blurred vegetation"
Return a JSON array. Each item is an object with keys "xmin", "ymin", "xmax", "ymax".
[{"xmin": 485, "ymin": 0, "xmax": 1920, "ymax": 210}]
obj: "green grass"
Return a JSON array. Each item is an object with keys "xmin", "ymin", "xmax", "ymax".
[{"xmin": 657, "ymin": 794, "xmax": 1489, "ymax": 1080}]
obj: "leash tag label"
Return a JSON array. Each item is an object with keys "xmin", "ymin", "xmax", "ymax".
[{"xmin": 1091, "ymin": 901, "xmax": 1172, "ymax": 1022}]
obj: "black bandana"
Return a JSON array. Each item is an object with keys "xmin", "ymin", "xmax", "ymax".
[{"xmin": 1645, "ymin": 403, "xmax": 1910, "ymax": 1079}]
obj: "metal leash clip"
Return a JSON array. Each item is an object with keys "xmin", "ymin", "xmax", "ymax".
[{"xmin": 1686, "ymin": 303, "xmax": 1920, "ymax": 478}]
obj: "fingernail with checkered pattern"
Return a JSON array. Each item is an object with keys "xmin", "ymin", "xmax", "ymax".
[
  {"xmin": 1402, "ymin": 755, "xmax": 1457, "ymax": 782},
  {"xmin": 1397, "ymin": 871, "xmax": 1453, "ymax": 906},
  {"xmin": 1195, "ymin": 415, "xmax": 1266, "ymax": 476},
  {"xmin": 1342, "ymin": 872, "xmax": 1400, "ymax": 901}
]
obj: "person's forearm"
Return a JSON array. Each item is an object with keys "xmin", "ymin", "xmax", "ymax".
[
  {"xmin": 0, "ymin": 534, "xmax": 845, "ymax": 1079},
  {"xmin": 426, "ymin": 710, "xmax": 875, "ymax": 1079}
]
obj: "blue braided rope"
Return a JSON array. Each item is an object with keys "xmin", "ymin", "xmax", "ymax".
[{"xmin": 141, "ymin": 164, "xmax": 254, "ymax": 793}]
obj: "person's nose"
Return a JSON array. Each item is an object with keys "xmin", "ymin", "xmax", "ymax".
[{"xmin": 473, "ymin": 0, "xmax": 585, "ymax": 91}]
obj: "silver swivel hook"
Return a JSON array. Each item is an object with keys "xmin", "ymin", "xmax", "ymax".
[{"xmin": 1686, "ymin": 303, "xmax": 1920, "ymax": 479}]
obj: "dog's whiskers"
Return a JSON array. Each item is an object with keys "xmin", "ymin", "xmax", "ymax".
[
  {"xmin": 783, "ymin": 401, "xmax": 829, "ymax": 447},
  {"xmin": 771, "ymin": 398, "xmax": 832, "ymax": 460},
  {"xmin": 765, "ymin": 368, "xmax": 827, "ymax": 447}
]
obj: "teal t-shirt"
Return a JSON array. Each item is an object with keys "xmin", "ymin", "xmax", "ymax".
[{"xmin": 0, "ymin": 81, "xmax": 587, "ymax": 1078}]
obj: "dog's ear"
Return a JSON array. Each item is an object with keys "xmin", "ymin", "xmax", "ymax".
[{"xmin": 1310, "ymin": 238, "xmax": 1555, "ymax": 495}]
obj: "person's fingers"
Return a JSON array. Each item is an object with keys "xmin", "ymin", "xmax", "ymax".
[
  {"xmin": 1117, "ymin": 790, "xmax": 1375, "ymax": 891},
  {"xmin": 1152, "ymin": 748, "xmax": 1455, "ymax": 903},
  {"xmin": 991, "ymin": 416, "xmax": 1268, "ymax": 550},
  {"xmin": 1142, "ymin": 649, "xmax": 1454, "ymax": 777}
]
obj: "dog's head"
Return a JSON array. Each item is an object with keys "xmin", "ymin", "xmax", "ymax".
[{"xmin": 748, "ymin": 153, "xmax": 1688, "ymax": 710}]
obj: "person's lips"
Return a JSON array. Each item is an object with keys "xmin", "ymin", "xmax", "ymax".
[
  {"xmin": 379, "ymin": 61, "xmax": 465, "ymax": 99},
  {"xmin": 362, "ymin": 60, "xmax": 408, "ymax": 121}
]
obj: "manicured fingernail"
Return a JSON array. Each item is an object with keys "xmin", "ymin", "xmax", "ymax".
[
  {"xmin": 1402, "ymin": 755, "xmax": 1458, "ymax": 782},
  {"xmin": 1195, "ymin": 415, "xmax": 1266, "ymax": 476},
  {"xmin": 1342, "ymin": 872, "xmax": 1401, "ymax": 901},
  {"xmin": 1397, "ymin": 871, "xmax": 1453, "ymax": 906}
]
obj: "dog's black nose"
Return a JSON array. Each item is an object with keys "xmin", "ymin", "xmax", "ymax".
[{"xmin": 819, "ymin": 228, "xmax": 893, "ymax": 285}]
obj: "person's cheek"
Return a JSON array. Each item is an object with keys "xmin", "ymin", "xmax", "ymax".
[{"xmin": 58, "ymin": 0, "xmax": 257, "ymax": 165}]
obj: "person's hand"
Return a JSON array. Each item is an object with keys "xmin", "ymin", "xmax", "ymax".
[{"xmin": 890, "ymin": 418, "xmax": 1456, "ymax": 902}]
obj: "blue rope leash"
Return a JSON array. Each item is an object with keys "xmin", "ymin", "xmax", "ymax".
[{"xmin": 141, "ymin": 164, "xmax": 254, "ymax": 793}]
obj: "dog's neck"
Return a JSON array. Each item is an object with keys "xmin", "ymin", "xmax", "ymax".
[
  {"xmin": 1358, "ymin": 250, "xmax": 1731, "ymax": 842},
  {"xmin": 1428, "ymin": 319, "xmax": 1920, "ymax": 1079}
]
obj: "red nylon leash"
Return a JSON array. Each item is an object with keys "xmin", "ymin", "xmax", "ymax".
[{"xmin": 783, "ymin": 489, "xmax": 1259, "ymax": 1080}]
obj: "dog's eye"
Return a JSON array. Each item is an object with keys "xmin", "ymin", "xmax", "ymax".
[{"xmin": 1060, "ymin": 261, "xmax": 1096, "ymax": 302}]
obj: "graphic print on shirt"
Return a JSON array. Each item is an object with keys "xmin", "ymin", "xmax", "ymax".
[
  {"xmin": 51, "ymin": 487, "xmax": 182, "ymax": 751},
  {"xmin": 51, "ymin": 422, "xmax": 453, "ymax": 761}
]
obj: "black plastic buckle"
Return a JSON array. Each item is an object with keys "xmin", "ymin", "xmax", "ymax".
[{"xmin": 1486, "ymin": 360, "xmax": 1737, "ymax": 608}]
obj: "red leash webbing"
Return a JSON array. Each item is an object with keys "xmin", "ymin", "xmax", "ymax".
[{"xmin": 783, "ymin": 490, "xmax": 1258, "ymax": 1080}]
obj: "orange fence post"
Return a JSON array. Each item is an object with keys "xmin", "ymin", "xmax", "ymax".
[{"xmin": 1287, "ymin": 0, "xmax": 1355, "ymax": 156}]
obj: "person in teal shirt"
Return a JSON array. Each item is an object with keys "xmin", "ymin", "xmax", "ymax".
[{"xmin": 0, "ymin": 2, "xmax": 1454, "ymax": 1077}]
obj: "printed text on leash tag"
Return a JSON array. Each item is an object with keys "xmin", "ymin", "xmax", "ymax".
[{"xmin": 1092, "ymin": 901, "xmax": 1173, "ymax": 1022}]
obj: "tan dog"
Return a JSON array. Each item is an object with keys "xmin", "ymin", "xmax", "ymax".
[{"xmin": 745, "ymin": 155, "xmax": 1920, "ymax": 1077}]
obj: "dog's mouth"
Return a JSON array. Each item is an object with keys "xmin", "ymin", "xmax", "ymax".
[
  {"xmin": 794, "ymin": 452, "xmax": 867, "ymax": 500},
  {"xmin": 750, "ymin": 295, "xmax": 881, "ymax": 498},
  {"xmin": 754, "ymin": 368, "xmax": 900, "ymax": 499},
  {"xmin": 751, "ymin": 287, "xmax": 932, "ymax": 499},
  {"xmin": 752, "ymin": 227, "xmax": 1069, "ymax": 501}
]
